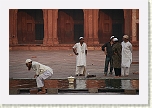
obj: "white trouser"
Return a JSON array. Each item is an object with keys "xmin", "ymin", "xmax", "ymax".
[
  {"xmin": 121, "ymin": 67, "xmax": 130, "ymax": 76},
  {"xmin": 36, "ymin": 70, "xmax": 52, "ymax": 87},
  {"xmin": 76, "ymin": 66, "xmax": 86, "ymax": 75}
]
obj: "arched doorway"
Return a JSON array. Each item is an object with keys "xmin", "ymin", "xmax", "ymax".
[
  {"xmin": 17, "ymin": 9, "xmax": 44, "ymax": 44},
  {"xmin": 98, "ymin": 9, "xmax": 124, "ymax": 43},
  {"xmin": 57, "ymin": 9, "xmax": 84, "ymax": 44}
]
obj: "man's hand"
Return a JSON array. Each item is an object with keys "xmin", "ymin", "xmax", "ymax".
[
  {"xmin": 75, "ymin": 53, "xmax": 78, "ymax": 55},
  {"xmin": 73, "ymin": 48, "xmax": 78, "ymax": 55},
  {"xmin": 34, "ymin": 74, "xmax": 39, "ymax": 78},
  {"xmin": 104, "ymin": 51, "xmax": 107, "ymax": 55}
]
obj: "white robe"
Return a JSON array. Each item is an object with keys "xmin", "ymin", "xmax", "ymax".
[
  {"xmin": 121, "ymin": 41, "xmax": 132, "ymax": 68},
  {"xmin": 73, "ymin": 42, "xmax": 87, "ymax": 66},
  {"xmin": 73, "ymin": 42, "xmax": 87, "ymax": 75},
  {"xmin": 32, "ymin": 61, "xmax": 53, "ymax": 87}
]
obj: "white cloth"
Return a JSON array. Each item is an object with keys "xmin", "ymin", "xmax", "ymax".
[
  {"xmin": 36, "ymin": 70, "xmax": 52, "ymax": 87},
  {"xmin": 32, "ymin": 61, "xmax": 53, "ymax": 75},
  {"xmin": 73, "ymin": 42, "xmax": 87, "ymax": 66},
  {"xmin": 121, "ymin": 41, "xmax": 132, "ymax": 68},
  {"xmin": 76, "ymin": 66, "xmax": 86, "ymax": 75},
  {"xmin": 121, "ymin": 67, "xmax": 130, "ymax": 76},
  {"xmin": 73, "ymin": 42, "xmax": 87, "ymax": 75}
]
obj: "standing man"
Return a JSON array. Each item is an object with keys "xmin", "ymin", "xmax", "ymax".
[
  {"xmin": 121, "ymin": 35, "xmax": 132, "ymax": 77},
  {"xmin": 25, "ymin": 59, "xmax": 53, "ymax": 94},
  {"xmin": 73, "ymin": 37, "xmax": 88, "ymax": 76},
  {"xmin": 112, "ymin": 38, "xmax": 122, "ymax": 77},
  {"xmin": 102, "ymin": 36, "xmax": 114, "ymax": 76}
]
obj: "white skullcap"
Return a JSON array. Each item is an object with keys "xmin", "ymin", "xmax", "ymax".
[
  {"xmin": 79, "ymin": 37, "xmax": 84, "ymax": 40},
  {"xmin": 110, "ymin": 36, "xmax": 115, "ymax": 40},
  {"xmin": 123, "ymin": 35, "xmax": 129, "ymax": 39},
  {"xmin": 25, "ymin": 59, "xmax": 32, "ymax": 63},
  {"xmin": 113, "ymin": 38, "xmax": 118, "ymax": 42}
]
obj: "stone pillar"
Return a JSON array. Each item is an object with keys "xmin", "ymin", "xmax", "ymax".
[
  {"xmin": 132, "ymin": 9, "xmax": 137, "ymax": 42},
  {"xmin": 52, "ymin": 9, "xmax": 59, "ymax": 45},
  {"xmin": 9, "ymin": 9, "xmax": 18, "ymax": 45},
  {"xmin": 83, "ymin": 10, "xmax": 89, "ymax": 44},
  {"xmin": 84, "ymin": 9, "xmax": 99, "ymax": 45},
  {"xmin": 47, "ymin": 9, "xmax": 54, "ymax": 45},
  {"xmin": 124, "ymin": 9, "xmax": 132, "ymax": 38},
  {"xmin": 43, "ymin": 9, "xmax": 48, "ymax": 45},
  {"xmin": 92, "ymin": 9, "xmax": 99, "ymax": 44},
  {"xmin": 9, "ymin": 9, "xmax": 13, "ymax": 45},
  {"xmin": 88, "ymin": 9, "xmax": 94, "ymax": 45}
]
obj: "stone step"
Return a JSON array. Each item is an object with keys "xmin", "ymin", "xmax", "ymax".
[{"xmin": 10, "ymin": 87, "xmax": 139, "ymax": 95}]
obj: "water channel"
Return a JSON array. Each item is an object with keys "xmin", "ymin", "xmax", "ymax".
[{"xmin": 10, "ymin": 79, "xmax": 139, "ymax": 94}]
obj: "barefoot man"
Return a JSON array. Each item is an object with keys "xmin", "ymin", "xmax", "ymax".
[
  {"xmin": 25, "ymin": 59, "xmax": 53, "ymax": 94},
  {"xmin": 73, "ymin": 37, "xmax": 88, "ymax": 77}
]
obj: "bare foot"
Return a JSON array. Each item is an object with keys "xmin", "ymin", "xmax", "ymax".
[
  {"xmin": 133, "ymin": 72, "xmax": 139, "ymax": 74},
  {"xmin": 114, "ymin": 76, "xmax": 119, "ymax": 78},
  {"xmin": 37, "ymin": 91, "xmax": 46, "ymax": 94}
]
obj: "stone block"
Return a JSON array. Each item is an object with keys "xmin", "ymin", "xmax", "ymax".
[
  {"xmin": 47, "ymin": 88, "xmax": 58, "ymax": 94},
  {"xmin": 9, "ymin": 88, "xmax": 20, "ymax": 94},
  {"xmin": 30, "ymin": 88, "xmax": 38, "ymax": 94},
  {"xmin": 88, "ymin": 88, "xmax": 98, "ymax": 93},
  {"xmin": 88, "ymin": 47, "xmax": 95, "ymax": 50},
  {"xmin": 124, "ymin": 89, "xmax": 136, "ymax": 94}
]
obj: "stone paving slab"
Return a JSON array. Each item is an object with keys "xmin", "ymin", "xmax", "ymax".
[{"xmin": 9, "ymin": 50, "xmax": 139, "ymax": 79}]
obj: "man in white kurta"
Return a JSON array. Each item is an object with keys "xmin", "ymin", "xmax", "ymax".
[
  {"xmin": 121, "ymin": 35, "xmax": 132, "ymax": 76},
  {"xmin": 25, "ymin": 59, "xmax": 53, "ymax": 94},
  {"xmin": 73, "ymin": 37, "xmax": 88, "ymax": 76}
]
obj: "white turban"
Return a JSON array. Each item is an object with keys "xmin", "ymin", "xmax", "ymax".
[
  {"xmin": 79, "ymin": 37, "xmax": 84, "ymax": 40},
  {"xmin": 110, "ymin": 36, "xmax": 115, "ymax": 40},
  {"xmin": 123, "ymin": 35, "xmax": 129, "ymax": 39},
  {"xmin": 25, "ymin": 59, "xmax": 32, "ymax": 63},
  {"xmin": 113, "ymin": 38, "xmax": 118, "ymax": 42}
]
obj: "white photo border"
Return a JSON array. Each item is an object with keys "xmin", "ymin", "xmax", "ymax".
[{"xmin": 0, "ymin": 0, "xmax": 149, "ymax": 105}]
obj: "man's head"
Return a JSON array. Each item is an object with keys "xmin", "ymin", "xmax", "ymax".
[
  {"xmin": 25, "ymin": 59, "xmax": 32, "ymax": 70},
  {"xmin": 110, "ymin": 36, "xmax": 115, "ymax": 43},
  {"xmin": 79, "ymin": 37, "xmax": 84, "ymax": 43},
  {"xmin": 123, "ymin": 35, "xmax": 129, "ymax": 42}
]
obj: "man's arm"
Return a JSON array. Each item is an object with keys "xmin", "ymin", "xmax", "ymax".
[
  {"xmin": 129, "ymin": 43, "xmax": 133, "ymax": 53},
  {"xmin": 102, "ymin": 43, "xmax": 107, "ymax": 51},
  {"xmin": 73, "ymin": 48, "xmax": 78, "ymax": 55},
  {"xmin": 102, "ymin": 43, "xmax": 107, "ymax": 55},
  {"xmin": 104, "ymin": 47, "xmax": 107, "ymax": 55},
  {"xmin": 85, "ymin": 50, "xmax": 87, "ymax": 55},
  {"xmin": 33, "ymin": 63, "xmax": 40, "ymax": 78}
]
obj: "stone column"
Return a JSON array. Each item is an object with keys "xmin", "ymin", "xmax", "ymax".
[
  {"xmin": 52, "ymin": 9, "xmax": 59, "ymax": 45},
  {"xmin": 83, "ymin": 10, "xmax": 89, "ymax": 44},
  {"xmin": 132, "ymin": 9, "xmax": 137, "ymax": 42},
  {"xmin": 88, "ymin": 9, "xmax": 93, "ymax": 44},
  {"xmin": 9, "ymin": 9, "xmax": 18, "ymax": 45},
  {"xmin": 93, "ymin": 9, "xmax": 99, "ymax": 44},
  {"xmin": 9, "ymin": 9, "xmax": 13, "ymax": 45},
  {"xmin": 124, "ymin": 9, "xmax": 132, "ymax": 37},
  {"xmin": 42, "ymin": 9, "xmax": 48, "ymax": 45},
  {"xmin": 47, "ymin": 9, "xmax": 54, "ymax": 45},
  {"xmin": 84, "ymin": 9, "xmax": 95, "ymax": 45},
  {"xmin": 83, "ymin": 9, "xmax": 100, "ymax": 45}
]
